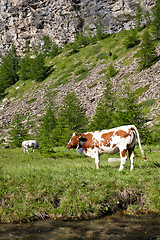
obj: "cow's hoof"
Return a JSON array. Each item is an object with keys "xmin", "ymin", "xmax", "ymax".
[{"xmin": 119, "ymin": 168, "xmax": 123, "ymax": 172}]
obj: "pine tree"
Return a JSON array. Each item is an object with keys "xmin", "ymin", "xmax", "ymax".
[
  {"xmin": 38, "ymin": 102, "xmax": 57, "ymax": 154},
  {"xmin": 9, "ymin": 114, "xmax": 29, "ymax": 148},
  {"xmin": 0, "ymin": 44, "xmax": 19, "ymax": 95},
  {"xmin": 135, "ymin": 1, "xmax": 143, "ymax": 30},
  {"xmin": 138, "ymin": 29, "xmax": 157, "ymax": 70},
  {"xmin": 114, "ymin": 84, "xmax": 150, "ymax": 143},
  {"xmin": 30, "ymin": 53, "xmax": 47, "ymax": 82},
  {"xmin": 152, "ymin": 0, "xmax": 160, "ymax": 40},
  {"xmin": 52, "ymin": 118, "xmax": 71, "ymax": 146},
  {"xmin": 59, "ymin": 91, "xmax": 88, "ymax": 132},
  {"xmin": 18, "ymin": 54, "xmax": 33, "ymax": 81},
  {"xmin": 107, "ymin": 64, "xmax": 118, "ymax": 78},
  {"xmin": 42, "ymin": 35, "xmax": 52, "ymax": 56},
  {"xmin": 89, "ymin": 77, "xmax": 116, "ymax": 130}
]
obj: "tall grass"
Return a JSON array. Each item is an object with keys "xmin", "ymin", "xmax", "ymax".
[{"xmin": 0, "ymin": 146, "xmax": 159, "ymax": 223}]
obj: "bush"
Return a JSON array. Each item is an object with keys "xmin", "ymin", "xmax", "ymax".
[
  {"xmin": 123, "ymin": 30, "xmax": 140, "ymax": 48},
  {"xmin": 107, "ymin": 64, "xmax": 118, "ymax": 78}
]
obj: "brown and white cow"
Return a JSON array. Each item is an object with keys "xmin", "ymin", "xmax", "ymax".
[{"xmin": 67, "ymin": 125, "xmax": 146, "ymax": 171}]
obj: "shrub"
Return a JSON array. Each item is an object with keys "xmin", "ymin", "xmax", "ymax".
[
  {"xmin": 123, "ymin": 30, "xmax": 140, "ymax": 48},
  {"xmin": 75, "ymin": 67, "xmax": 90, "ymax": 82},
  {"xmin": 96, "ymin": 52, "xmax": 108, "ymax": 61},
  {"xmin": 107, "ymin": 64, "xmax": 118, "ymax": 78}
]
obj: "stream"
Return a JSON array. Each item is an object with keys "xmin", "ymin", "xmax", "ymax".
[{"xmin": 0, "ymin": 213, "xmax": 160, "ymax": 240}]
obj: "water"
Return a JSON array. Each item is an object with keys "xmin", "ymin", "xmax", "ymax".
[{"xmin": 0, "ymin": 214, "xmax": 160, "ymax": 240}]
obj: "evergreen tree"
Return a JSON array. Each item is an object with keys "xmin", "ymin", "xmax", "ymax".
[
  {"xmin": 19, "ymin": 53, "xmax": 47, "ymax": 82},
  {"xmin": 0, "ymin": 44, "xmax": 19, "ymax": 96},
  {"xmin": 138, "ymin": 29, "xmax": 157, "ymax": 70},
  {"xmin": 50, "ymin": 42, "xmax": 60, "ymax": 58},
  {"xmin": 38, "ymin": 101, "xmax": 57, "ymax": 154},
  {"xmin": 31, "ymin": 53, "xmax": 47, "ymax": 82},
  {"xmin": 52, "ymin": 118, "xmax": 71, "ymax": 146},
  {"xmin": 152, "ymin": 0, "xmax": 160, "ymax": 40},
  {"xmin": 42, "ymin": 35, "xmax": 52, "ymax": 56},
  {"xmin": 114, "ymin": 84, "xmax": 150, "ymax": 143},
  {"xmin": 135, "ymin": 1, "xmax": 143, "ymax": 30},
  {"xmin": 9, "ymin": 113, "xmax": 29, "ymax": 148},
  {"xmin": 18, "ymin": 54, "xmax": 33, "ymax": 81},
  {"xmin": 89, "ymin": 77, "xmax": 116, "ymax": 130},
  {"xmin": 24, "ymin": 40, "xmax": 31, "ymax": 54},
  {"xmin": 41, "ymin": 35, "xmax": 60, "ymax": 57},
  {"xmin": 58, "ymin": 91, "xmax": 88, "ymax": 132}
]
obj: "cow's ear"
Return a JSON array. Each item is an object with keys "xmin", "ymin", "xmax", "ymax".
[
  {"xmin": 79, "ymin": 136, "xmax": 87, "ymax": 142},
  {"xmin": 73, "ymin": 132, "xmax": 78, "ymax": 137}
]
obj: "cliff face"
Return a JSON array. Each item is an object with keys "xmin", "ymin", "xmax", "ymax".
[{"xmin": 0, "ymin": 0, "xmax": 155, "ymax": 56}]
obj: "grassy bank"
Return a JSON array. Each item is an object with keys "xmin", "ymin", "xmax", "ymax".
[{"xmin": 0, "ymin": 146, "xmax": 160, "ymax": 223}]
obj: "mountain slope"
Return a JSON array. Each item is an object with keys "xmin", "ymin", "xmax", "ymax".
[{"xmin": 0, "ymin": 29, "xmax": 160, "ymax": 140}]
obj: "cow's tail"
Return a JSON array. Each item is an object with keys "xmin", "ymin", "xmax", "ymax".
[{"xmin": 131, "ymin": 125, "xmax": 147, "ymax": 161}]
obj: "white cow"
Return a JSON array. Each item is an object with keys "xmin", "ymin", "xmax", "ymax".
[{"xmin": 22, "ymin": 140, "xmax": 39, "ymax": 154}]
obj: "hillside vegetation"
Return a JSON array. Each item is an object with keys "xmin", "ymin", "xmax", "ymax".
[{"xmin": 0, "ymin": 26, "xmax": 160, "ymax": 147}]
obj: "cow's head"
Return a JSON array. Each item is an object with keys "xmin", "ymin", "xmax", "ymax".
[
  {"xmin": 67, "ymin": 132, "xmax": 80, "ymax": 149},
  {"xmin": 67, "ymin": 132, "xmax": 87, "ymax": 150}
]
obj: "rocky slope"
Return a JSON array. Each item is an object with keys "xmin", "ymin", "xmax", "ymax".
[
  {"xmin": 0, "ymin": 0, "xmax": 155, "ymax": 56},
  {"xmin": 0, "ymin": 40, "xmax": 159, "ymax": 140}
]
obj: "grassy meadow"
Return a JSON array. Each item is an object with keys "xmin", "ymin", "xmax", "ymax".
[{"xmin": 0, "ymin": 145, "xmax": 160, "ymax": 223}]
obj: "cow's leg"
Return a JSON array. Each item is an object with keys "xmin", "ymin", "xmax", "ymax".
[
  {"xmin": 95, "ymin": 152, "xmax": 100, "ymax": 169},
  {"xmin": 119, "ymin": 148, "xmax": 127, "ymax": 172},
  {"xmin": 128, "ymin": 147, "xmax": 135, "ymax": 171},
  {"xmin": 26, "ymin": 147, "xmax": 29, "ymax": 154},
  {"xmin": 33, "ymin": 147, "xmax": 35, "ymax": 152},
  {"xmin": 23, "ymin": 148, "xmax": 25, "ymax": 154}
]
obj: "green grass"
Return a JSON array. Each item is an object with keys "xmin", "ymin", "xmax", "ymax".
[{"xmin": 0, "ymin": 146, "xmax": 159, "ymax": 223}]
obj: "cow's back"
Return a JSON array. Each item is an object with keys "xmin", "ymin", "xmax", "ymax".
[
  {"xmin": 22, "ymin": 140, "xmax": 38, "ymax": 147},
  {"xmin": 87, "ymin": 125, "xmax": 136, "ymax": 154}
]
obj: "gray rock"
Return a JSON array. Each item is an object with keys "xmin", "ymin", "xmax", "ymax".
[{"xmin": 0, "ymin": 0, "xmax": 155, "ymax": 56}]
